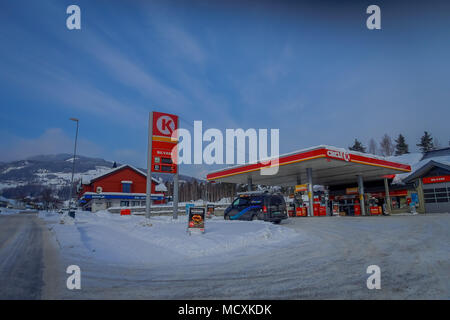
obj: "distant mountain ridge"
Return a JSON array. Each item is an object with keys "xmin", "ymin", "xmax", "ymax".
[{"xmin": 0, "ymin": 154, "xmax": 199, "ymax": 191}]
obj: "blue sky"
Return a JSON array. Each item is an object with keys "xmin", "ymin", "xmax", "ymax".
[{"xmin": 1, "ymin": 0, "xmax": 449, "ymax": 178}]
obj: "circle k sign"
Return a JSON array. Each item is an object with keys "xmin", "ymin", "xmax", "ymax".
[
  {"xmin": 153, "ymin": 112, "xmax": 178, "ymax": 137},
  {"xmin": 327, "ymin": 149, "xmax": 351, "ymax": 162}
]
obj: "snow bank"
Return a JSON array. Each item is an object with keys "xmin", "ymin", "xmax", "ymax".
[
  {"xmin": 39, "ymin": 210, "xmax": 300, "ymax": 267},
  {"xmin": 0, "ymin": 208, "xmax": 21, "ymax": 215}
]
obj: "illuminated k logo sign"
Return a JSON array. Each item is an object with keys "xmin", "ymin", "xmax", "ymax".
[{"xmin": 156, "ymin": 115, "xmax": 175, "ymax": 135}]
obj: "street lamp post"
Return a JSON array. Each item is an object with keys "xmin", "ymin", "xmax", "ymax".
[{"xmin": 68, "ymin": 118, "xmax": 79, "ymax": 217}]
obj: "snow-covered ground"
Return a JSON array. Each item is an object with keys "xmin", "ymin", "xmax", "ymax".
[
  {"xmin": 36, "ymin": 212, "xmax": 450, "ymax": 299},
  {"xmin": 39, "ymin": 210, "xmax": 300, "ymax": 267},
  {"xmin": 0, "ymin": 208, "xmax": 21, "ymax": 215}
]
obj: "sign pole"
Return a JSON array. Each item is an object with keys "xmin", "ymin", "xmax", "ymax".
[
  {"xmin": 173, "ymin": 116, "xmax": 179, "ymax": 220},
  {"xmin": 146, "ymin": 111, "xmax": 153, "ymax": 219}
]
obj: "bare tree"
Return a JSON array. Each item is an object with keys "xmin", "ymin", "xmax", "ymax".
[
  {"xmin": 368, "ymin": 138, "xmax": 378, "ymax": 155},
  {"xmin": 379, "ymin": 134, "xmax": 395, "ymax": 156},
  {"xmin": 434, "ymin": 137, "xmax": 441, "ymax": 149}
]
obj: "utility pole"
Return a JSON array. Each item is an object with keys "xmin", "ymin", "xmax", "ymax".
[
  {"xmin": 172, "ymin": 116, "xmax": 179, "ymax": 220},
  {"xmin": 68, "ymin": 118, "xmax": 79, "ymax": 216}
]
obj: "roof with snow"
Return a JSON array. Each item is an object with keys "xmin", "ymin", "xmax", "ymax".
[
  {"xmin": 422, "ymin": 147, "xmax": 450, "ymax": 160},
  {"xmin": 402, "ymin": 160, "xmax": 450, "ymax": 183},
  {"xmin": 82, "ymin": 164, "xmax": 164, "ymax": 188},
  {"xmin": 390, "ymin": 151, "xmax": 450, "ymax": 185},
  {"xmin": 206, "ymin": 145, "xmax": 411, "ymax": 186}
]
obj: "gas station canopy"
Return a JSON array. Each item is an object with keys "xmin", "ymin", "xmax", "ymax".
[{"xmin": 206, "ymin": 145, "xmax": 411, "ymax": 186}]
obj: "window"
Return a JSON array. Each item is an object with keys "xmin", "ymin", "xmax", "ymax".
[
  {"xmin": 122, "ymin": 183, "xmax": 131, "ymax": 193},
  {"xmin": 120, "ymin": 201, "xmax": 129, "ymax": 207},
  {"xmin": 270, "ymin": 196, "xmax": 283, "ymax": 206},
  {"xmin": 423, "ymin": 187, "xmax": 449, "ymax": 204},
  {"xmin": 232, "ymin": 197, "xmax": 249, "ymax": 206}
]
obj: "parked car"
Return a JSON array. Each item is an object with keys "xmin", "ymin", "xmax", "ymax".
[{"xmin": 224, "ymin": 191, "xmax": 288, "ymax": 224}]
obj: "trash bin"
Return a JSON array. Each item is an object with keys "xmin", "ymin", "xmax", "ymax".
[{"xmin": 120, "ymin": 209, "xmax": 131, "ymax": 215}]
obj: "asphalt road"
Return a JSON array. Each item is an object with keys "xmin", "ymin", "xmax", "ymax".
[
  {"xmin": 62, "ymin": 213, "xmax": 450, "ymax": 299},
  {"xmin": 0, "ymin": 213, "xmax": 61, "ymax": 299}
]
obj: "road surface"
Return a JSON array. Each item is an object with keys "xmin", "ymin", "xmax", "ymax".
[
  {"xmin": 0, "ymin": 213, "xmax": 61, "ymax": 299},
  {"xmin": 60, "ymin": 214, "xmax": 450, "ymax": 299}
]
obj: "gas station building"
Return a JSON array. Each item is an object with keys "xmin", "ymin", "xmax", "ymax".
[{"xmin": 206, "ymin": 145, "xmax": 413, "ymax": 216}]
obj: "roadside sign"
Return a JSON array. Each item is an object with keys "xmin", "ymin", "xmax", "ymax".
[
  {"xmin": 151, "ymin": 112, "xmax": 178, "ymax": 174},
  {"xmin": 188, "ymin": 207, "xmax": 205, "ymax": 234},
  {"xmin": 146, "ymin": 111, "xmax": 179, "ymax": 220}
]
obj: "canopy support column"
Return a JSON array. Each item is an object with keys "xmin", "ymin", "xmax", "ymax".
[
  {"xmin": 247, "ymin": 176, "xmax": 252, "ymax": 192},
  {"xmin": 357, "ymin": 175, "xmax": 366, "ymax": 216},
  {"xmin": 307, "ymin": 168, "xmax": 313, "ymax": 217},
  {"xmin": 384, "ymin": 178, "xmax": 392, "ymax": 215}
]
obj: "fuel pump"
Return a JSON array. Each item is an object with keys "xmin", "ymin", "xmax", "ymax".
[
  {"xmin": 330, "ymin": 196, "xmax": 340, "ymax": 216},
  {"xmin": 294, "ymin": 192, "xmax": 307, "ymax": 216},
  {"xmin": 293, "ymin": 184, "xmax": 308, "ymax": 216},
  {"xmin": 368, "ymin": 197, "xmax": 382, "ymax": 215},
  {"xmin": 313, "ymin": 194, "xmax": 327, "ymax": 216}
]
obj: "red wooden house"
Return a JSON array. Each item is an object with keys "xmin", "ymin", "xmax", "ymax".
[{"xmin": 78, "ymin": 164, "xmax": 167, "ymax": 212}]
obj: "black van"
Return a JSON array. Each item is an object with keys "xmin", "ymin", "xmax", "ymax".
[{"xmin": 224, "ymin": 192, "xmax": 288, "ymax": 224}]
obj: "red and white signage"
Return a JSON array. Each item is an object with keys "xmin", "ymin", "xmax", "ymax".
[
  {"xmin": 370, "ymin": 189, "xmax": 408, "ymax": 198},
  {"xmin": 152, "ymin": 111, "xmax": 178, "ymax": 138},
  {"xmin": 422, "ymin": 175, "xmax": 450, "ymax": 184},
  {"xmin": 207, "ymin": 146, "xmax": 411, "ymax": 181},
  {"xmin": 151, "ymin": 111, "xmax": 178, "ymax": 174},
  {"xmin": 326, "ymin": 149, "xmax": 350, "ymax": 162}
]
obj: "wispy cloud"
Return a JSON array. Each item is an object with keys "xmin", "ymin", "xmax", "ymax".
[
  {"xmin": 154, "ymin": 23, "xmax": 207, "ymax": 65},
  {"xmin": 0, "ymin": 128, "xmax": 102, "ymax": 162}
]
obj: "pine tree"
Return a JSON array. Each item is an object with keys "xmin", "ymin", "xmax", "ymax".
[
  {"xmin": 416, "ymin": 131, "xmax": 434, "ymax": 153},
  {"xmin": 349, "ymin": 139, "xmax": 366, "ymax": 153},
  {"xmin": 394, "ymin": 134, "xmax": 409, "ymax": 156}
]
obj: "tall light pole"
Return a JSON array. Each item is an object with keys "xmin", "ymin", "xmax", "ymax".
[{"xmin": 69, "ymin": 118, "xmax": 79, "ymax": 209}]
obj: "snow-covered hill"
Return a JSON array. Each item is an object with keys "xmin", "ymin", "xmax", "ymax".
[
  {"xmin": 0, "ymin": 154, "xmax": 115, "ymax": 190},
  {"xmin": 0, "ymin": 154, "xmax": 200, "ymax": 191}
]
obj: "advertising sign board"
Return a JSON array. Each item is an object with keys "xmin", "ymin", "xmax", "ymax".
[
  {"xmin": 295, "ymin": 184, "xmax": 308, "ymax": 192},
  {"xmin": 188, "ymin": 207, "xmax": 205, "ymax": 234}
]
